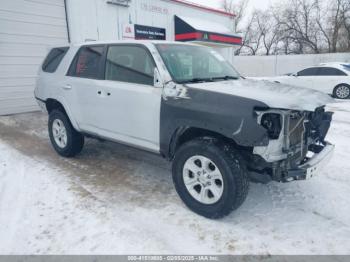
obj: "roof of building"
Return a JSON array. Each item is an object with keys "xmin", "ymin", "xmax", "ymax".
[{"xmin": 74, "ymin": 40, "xmax": 199, "ymax": 46}]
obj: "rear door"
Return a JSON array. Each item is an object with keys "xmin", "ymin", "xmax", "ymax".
[
  {"xmin": 64, "ymin": 45, "xmax": 106, "ymax": 133},
  {"xmin": 292, "ymin": 67, "xmax": 319, "ymax": 89},
  {"xmin": 312, "ymin": 67, "xmax": 348, "ymax": 94}
]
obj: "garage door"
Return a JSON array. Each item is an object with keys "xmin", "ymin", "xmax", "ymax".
[{"xmin": 0, "ymin": 0, "xmax": 68, "ymax": 115}]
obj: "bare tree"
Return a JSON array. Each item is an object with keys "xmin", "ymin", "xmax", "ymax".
[
  {"xmin": 316, "ymin": 0, "xmax": 345, "ymax": 52},
  {"xmin": 239, "ymin": 11, "xmax": 265, "ymax": 55},
  {"xmin": 338, "ymin": 0, "xmax": 350, "ymax": 51},
  {"xmin": 226, "ymin": 0, "xmax": 350, "ymax": 55},
  {"xmin": 254, "ymin": 10, "xmax": 282, "ymax": 55},
  {"xmin": 277, "ymin": 0, "xmax": 322, "ymax": 54},
  {"xmin": 222, "ymin": 0, "xmax": 255, "ymax": 55},
  {"xmin": 222, "ymin": 0, "xmax": 249, "ymax": 30}
]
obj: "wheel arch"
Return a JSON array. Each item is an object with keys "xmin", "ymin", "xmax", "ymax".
[
  {"xmin": 45, "ymin": 97, "xmax": 80, "ymax": 131},
  {"xmin": 166, "ymin": 126, "xmax": 245, "ymax": 160}
]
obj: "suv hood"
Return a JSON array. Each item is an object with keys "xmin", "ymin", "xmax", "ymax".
[{"xmin": 185, "ymin": 79, "xmax": 335, "ymax": 111}]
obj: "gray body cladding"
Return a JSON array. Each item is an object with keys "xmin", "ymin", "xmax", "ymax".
[{"xmin": 160, "ymin": 85, "xmax": 270, "ymax": 158}]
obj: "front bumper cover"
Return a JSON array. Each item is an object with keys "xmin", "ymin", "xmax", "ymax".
[{"xmin": 286, "ymin": 142, "xmax": 334, "ymax": 181}]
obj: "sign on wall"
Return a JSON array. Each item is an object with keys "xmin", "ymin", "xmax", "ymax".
[
  {"xmin": 122, "ymin": 23, "xmax": 135, "ymax": 39},
  {"xmin": 134, "ymin": 24, "xmax": 166, "ymax": 40},
  {"xmin": 140, "ymin": 2, "xmax": 169, "ymax": 15}
]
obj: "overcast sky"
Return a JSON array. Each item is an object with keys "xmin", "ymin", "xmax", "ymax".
[{"xmin": 191, "ymin": 0, "xmax": 276, "ymax": 17}]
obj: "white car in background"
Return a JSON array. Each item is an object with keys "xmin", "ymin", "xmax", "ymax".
[{"xmin": 257, "ymin": 63, "xmax": 350, "ymax": 99}]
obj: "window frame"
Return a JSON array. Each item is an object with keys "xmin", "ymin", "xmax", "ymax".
[
  {"xmin": 66, "ymin": 44, "xmax": 107, "ymax": 80},
  {"xmin": 104, "ymin": 43, "xmax": 157, "ymax": 86},
  {"xmin": 42, "ymin": 47, "xmax": 69, "ymax": 73}
]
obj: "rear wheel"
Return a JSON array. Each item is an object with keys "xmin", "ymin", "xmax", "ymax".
[
  {"xmin": 48, "ymin": 110, "xmax": 84, "ymax": 157},
  {"xmin": 172, "ymin": 138, "xmax": 249, "ymax": 219},
  {"xmin": 333, "ymin": 84, "xmax": 350, "ymax": 99}
]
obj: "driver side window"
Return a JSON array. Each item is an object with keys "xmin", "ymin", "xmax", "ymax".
[
  {"xmin": 297, "ymin": 67, "xmax": 320, "ymax": 76},
  {"xmin": 105, "ymin": 45, "xmax": 156, "ymax": 86}
]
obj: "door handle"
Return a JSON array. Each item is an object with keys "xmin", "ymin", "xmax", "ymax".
[
  {"xmin": 97, "ymin": 91, "xmax": 111, "ymax": 96},
  {"xmin": 62, "ymin": 84, "xmax": 72, "ymax": 90}
]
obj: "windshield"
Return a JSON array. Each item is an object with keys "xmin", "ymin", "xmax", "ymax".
[
  {"xmin": 341, "ymin": 64, "xmax": 350, "ymax": 73},
  {"xmin": 155, "ymin": 44, "xmax": 240, "ymax": 83}
]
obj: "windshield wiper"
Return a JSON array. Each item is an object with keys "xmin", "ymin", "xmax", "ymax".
[
  {"xmin": 180, "ymin": 76, "xmax": 239, "ymax": 84},
  {"xmin": 211, "ymin": 75, "xmax": 240, "ymax": 81},
  {"xmin": 180, "ymin": 78, "xmax": 215, "ymax": 84}
]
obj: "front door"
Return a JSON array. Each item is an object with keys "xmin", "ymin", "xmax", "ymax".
[
  {"xmin": 292, "ymin": 67, "xmax": 319, "ymax": 90},
  {"xmin": 94, "ymin": 44, "xmax": 161, "ymax": 152}
]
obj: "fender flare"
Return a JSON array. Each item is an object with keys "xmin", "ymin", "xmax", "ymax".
[{"xmin": 45, "ymin": 95, "xmax": 81, "ymax": 131}]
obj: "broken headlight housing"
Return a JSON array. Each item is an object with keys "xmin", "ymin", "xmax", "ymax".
[{"xmin": 260, "ymin": 113, "xmax": 282, "ymax": 139}]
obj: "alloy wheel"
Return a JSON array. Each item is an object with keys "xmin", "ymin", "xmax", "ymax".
[
  {"xmin": 182, "ymin": 155, "xmax": 224, "ymax": 205},
  {"xmin": 335, "ymin": 85, "xmax": 350, "ymax": 99},
  {"xmin": 52, "ymin": 119, "xmax": 67, "ymax": 148}
]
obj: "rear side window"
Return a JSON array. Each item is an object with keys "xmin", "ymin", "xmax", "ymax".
[
  {"xmin": 42, "ymin": 47, "xmax": 69, "ymax": 73},
  {"xmin": 297, "ymin": 67, "xmax": 319, "ymax": 76},
  {"xmin": 105, "ymin": 45, "xmax": 155, "ymax": 86},
  {"xmin": 68, "ymin": 45, "xmax": 104, "ymax": 79},
  {"xmin": 318, "ymin": 67, "xmax": 347, "ymax": 76}
]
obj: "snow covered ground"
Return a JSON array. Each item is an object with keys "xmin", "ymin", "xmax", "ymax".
[{"xmin": 0, "ymin": 102, "xmax": 350, "ymax": 255}]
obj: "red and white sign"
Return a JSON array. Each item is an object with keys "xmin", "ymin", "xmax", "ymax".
[{"xmin": 122, "ymin": 23, "xmax": 135, "ymax": 39}]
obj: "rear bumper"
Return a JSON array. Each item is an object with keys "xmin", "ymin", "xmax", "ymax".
[
  {"xmin": 35, "ymin": 97, "xmax": 47, "ymax": 113},
  {"xmin": 286, "ymin": 142, "xmax": 334, "ymax": 181}
]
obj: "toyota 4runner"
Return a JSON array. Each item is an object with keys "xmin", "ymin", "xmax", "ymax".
[{"xmin": 35, "ymin": 41, "xmax": 335, "ymax": 219}]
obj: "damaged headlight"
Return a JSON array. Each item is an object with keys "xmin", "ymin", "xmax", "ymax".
[{"xmin": 260, "ymin": 113, "xmax": 282, "ymax": 139}]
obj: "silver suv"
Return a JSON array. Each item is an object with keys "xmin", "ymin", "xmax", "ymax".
[{"xmin": 35, "ymin": 41, "xmax": 335, "ymax": 218}]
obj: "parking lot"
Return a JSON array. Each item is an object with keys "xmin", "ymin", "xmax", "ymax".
[{"xmin": 0, "ymin": 101, "xmax": 350, "ymax": 255}]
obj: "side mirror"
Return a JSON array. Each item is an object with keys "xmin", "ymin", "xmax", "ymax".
[
  {"xmin": 292, "ymin": 73, "xmax": 298, "ymax": 77},
  {"xmin": 154, "ymin": 68, "xmax": 163, "ymax": 88}
]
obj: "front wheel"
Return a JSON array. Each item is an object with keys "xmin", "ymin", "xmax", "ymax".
[
  {"xmin": 333, "ymin": 84, "xmax": 350, "ymax": 99},
  {"xmin": 48, "ymin": 110, "xmax": 84, "ymax": 157},
  {"xmin": 172, "ymin": 138, "xmax": 249, "ymax": 219}
]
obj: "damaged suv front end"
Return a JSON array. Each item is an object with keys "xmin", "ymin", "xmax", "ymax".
[
  {"xmin": 155, "ymin": 43, "xmax": 335, "ymax": 185},
  {"xmin": 253, "ymin": 107, "xmax": 334, "ymax": 182}
]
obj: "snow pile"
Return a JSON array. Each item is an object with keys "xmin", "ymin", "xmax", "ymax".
[{"xmin": 0, "ymin": 101, "xmax": 350, "ymax": 255}]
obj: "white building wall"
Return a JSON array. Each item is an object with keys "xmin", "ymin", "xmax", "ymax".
[
  {"xmin": 232, "ymin": 53, "xmax": 350, "ymax": 77},
  {"xmin": 65, "ymin": 0, "xmax": 236, "ymax": 62},
  {"xmin": 0, "ymin": 0, "xmax": 68, "ymax": 115},
  {"xmin": 66, "ymin": 0, "xmax": 235, "ymax": 43}
]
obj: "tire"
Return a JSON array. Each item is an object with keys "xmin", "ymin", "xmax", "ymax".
[
  {"xmin": 172, "ymin": 137, "xmax": 249, "ymax": 219},
  {"xmin": 48, "ymin": 109, "xmax": 84, "ymax": 157},
  {"xmin": 333, "ymin": 84, "xmax": 350, "ymax": 99}
]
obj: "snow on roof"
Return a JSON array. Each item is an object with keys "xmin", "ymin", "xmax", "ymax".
[
  {"xmin": 319, "ymin": 62, "xmax": 350, "ymax": 66},
  {"xmin": 177, "ymin": 15, "xmax": 235, "ymax": 36}
]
